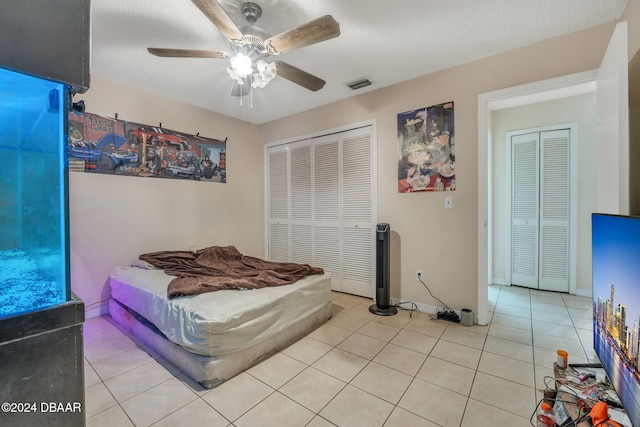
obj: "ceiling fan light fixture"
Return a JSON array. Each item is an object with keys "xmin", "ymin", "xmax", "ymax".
[
  {"xmin": 230, "ymin": 52, "xmax": 252, "ymax": 77},
  {"xmin": 226, "ymin": 67, "xmax": 245, "ymax": 85},
  {"xmin": 150, "ymin": 1, "xmax": 340, "ymax": 97},
  {"xmin": 251, "ymin": 59, "xmax": 277, "ymax": 88}
]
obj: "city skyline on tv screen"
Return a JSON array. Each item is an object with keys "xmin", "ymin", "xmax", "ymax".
[
  {"xmin": 592, "ymin": 213, "xmax": 640, "ymax": 427},
  {"xmin": 593, "ymin": 216, "xmax": 640, "ymax": 330}
]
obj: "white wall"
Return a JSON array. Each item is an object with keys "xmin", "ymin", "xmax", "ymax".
[
  {"xmin": 70, "ymin": 76, "xmax": 264, "ymax": 317},
  {"xmin": 490, "ymin": 93, "xmax": 597, "ymax": 295}
]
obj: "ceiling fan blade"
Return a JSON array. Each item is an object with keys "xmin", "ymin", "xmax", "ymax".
[
  {"xmin": 265, "ymin": 15, "xmax": 340, "ymax": 55},
  {"xmin": 274, "ymin": 61, "xmax": 326, "ymax": 92},
  {"xmin": 148, "ymin": 48, "xmax": 230, "ymax": 58},
  {"xmin": 191, "ymin": 0, "xmax": 244, "ymax": 45}
]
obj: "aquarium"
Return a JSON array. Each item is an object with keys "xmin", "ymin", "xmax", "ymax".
[{"xmin": 0, "ymin": 67, "xmax": 70, "ymax": 318}]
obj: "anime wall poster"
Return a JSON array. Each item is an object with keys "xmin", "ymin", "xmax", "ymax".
[
  {"xmin": 67, "ymin": 112, "xmax": 226, "ymax": 182},
  {"xmin": 397, "ymin": 101, "xmax": 455, "ymax": 192}
]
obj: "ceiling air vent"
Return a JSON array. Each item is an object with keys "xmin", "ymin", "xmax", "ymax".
[{"xmin": 346, "ymin": 77, "xmax": 372, "ymax": 90}]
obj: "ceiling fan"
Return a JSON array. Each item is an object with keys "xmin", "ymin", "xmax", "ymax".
[{"xmin": 148, "ymin": 0, "xmax": 340, "ymax": 96}]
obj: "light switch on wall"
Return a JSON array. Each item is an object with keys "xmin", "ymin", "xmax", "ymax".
[{"xmin": 444, "ymin": 196, "xmax": 453, "ymax": 208}]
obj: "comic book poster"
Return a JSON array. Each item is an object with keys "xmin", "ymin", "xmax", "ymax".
[
  {"xmin": 67, "ymin": 112, "xmax": 226, "ymax": 182},
  {"xmin": 397, "ymin": 101, "xmax": 455, "ymax": 192}
]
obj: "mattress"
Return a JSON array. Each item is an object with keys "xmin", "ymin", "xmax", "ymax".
[{"xmin": 109, "ymin": 266, "xmax": 331, "ymax": 357}]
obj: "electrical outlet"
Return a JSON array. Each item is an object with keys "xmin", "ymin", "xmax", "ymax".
[
  {"xmin": 416, "ymin": 270, "xmax": 423, "ymax": 282},
  {"xmin": 444, "ymin": 196, "xmax": 453, "ymax": 208}
]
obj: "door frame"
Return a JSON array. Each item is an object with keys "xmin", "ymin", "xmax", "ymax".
[
  {"xmin": 477, "ymin": 70, "xmax": 597, "ymax": 325},
  {"xmin": 505, "ymin": 125, "xmax": 577, "ymax": 292}
]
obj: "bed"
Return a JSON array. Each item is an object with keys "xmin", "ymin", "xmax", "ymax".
[{"xmin": 107, "ymin": 246, "xmax": 332, "ymax": 389}]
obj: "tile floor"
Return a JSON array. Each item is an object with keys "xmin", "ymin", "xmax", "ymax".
[{"xmin": 84, "ymin": 285, "xmax": 595, "ymax": 426}]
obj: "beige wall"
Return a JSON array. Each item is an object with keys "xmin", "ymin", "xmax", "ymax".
[
  {"xmin": 75, "ymin": 4, "xmax": 640, "ymax": 318},
  {"xmin": 258, "ymin": 23, "xmax": 616, "ymax": 317},
  {"xmin": 491, "ymin": 94, "xmax": 597, "ymax": 294},
  {"xmin": 70, "ymin": 76, "xmax": 263, "ymax": 317},
  {"xmin": 623, "ymin": 0, "xmax": 640, "ymax": 58}
]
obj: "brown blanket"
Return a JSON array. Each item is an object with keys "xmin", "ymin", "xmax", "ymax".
[{"xmin": 139, "ymin": 246, "xmax": 324, "ymax": 299}]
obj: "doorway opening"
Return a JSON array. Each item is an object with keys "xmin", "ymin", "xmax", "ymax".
[{"xmin": 477, "ymin": 70, "xmax": 597, "ymax": 326}]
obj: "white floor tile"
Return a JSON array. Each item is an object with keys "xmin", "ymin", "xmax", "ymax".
[
  {"xmin": 350, "ymin": 362, "xmax": 413, "ymax": 404},
  {"xmin": 488, "ymin": 323, "xmax": 532, "ymax": 345},
  {"xmin": 403, "ymin": 315, "xmax": 448, "ymax": 338},
  {"xmin": 84, "ymin": 382, "xmax": 117, "ymax": 419},
  {"xmin": 494, "ymin": 304, "xmax": 531, "ymax": 319},
  {"xmin": 416, "ymin": 356, "xmax": 476, "ymax": 396},
  {"xmin": 384, "ymin": 407, "xmax": 440, "ymax": 426},
  {"xmin": 234, "ymin": 392, "xmax": 315, "ymax": 427},
  {"xmin": 461, "ymin": 398, "xmax": 531, "ymax": 426},
  {"xmin": 104, "ymin": 359, "xmax": 174, "ymax": 402},
  {"xmin": 90, "ymin": 346, "xmax": 154, "ymax": 381},
  {"xmin": 337, "ymin": 332, "xmax": 387, "ymax": 360},
  {"xmin": 398, "ymin": 378, "xmax": 467, "ymax": 427},
  {"xmin": 372, "ymin": 343, "xmax": 427, "ymax": 376},
  {"xmin": 357, "ymin": 319, "xmax": 402, "ymax": 342},
  {"xmin": 119, "ymin": 377, "xmax": 197, "ymax": 426},
  {"xmin": 320, "ymin": 384, "xmax": 395, "ymax": 427},
  {"xmin": 328, "ymin": 312, "xmax": 371, "ymax": 332},
  {"xmin": 83, "ymin": 288, "xmax": 593, "ymax": 427},
  {"xmin": 151, "ymin": 398, "xmax": 229, "ymax": 426},
  {"xmin": 532, "ymin": 320, "xmax": 581, "ymax": 341},
  {"xmin": 478, "ymin": 351, "xmax": 535, "ymax": 387},
  {"xmin": 312, "ymin": 348, "xmax": 369, "ymax": 382},
  {"xmin": 390, "ymin": 329, "xmax": 438, "ymax": 354},
  {"xmin": 281, "ymin": 336, "xmax": 334, "ymax": 365},
  {"xmin": 470, "ymin": 372, "xmax": 536, "ymax": 417},
  {"xmin": 86, "ymin": 403, "xmax": 134, "ymax": 427},
  {"xmin": 440, "ymin": 326, "xmax": 487, "ymax": 349},
  {"xmin": 490, "ymin": 312, "xmax": 532, "ymax": 331},
  {"xmin": 201, "ymin": 372, "xmax": 274, "ymax": 422},
  {"xmin": 430, "ymin": 339, "xmax": 482, "ymax": 370},
  {"xmin": 483, "ymin": 335, "xmax": 534, "ymax": 364},
  {"xmin": 280, "ymin": 367, "xmax": 346, "ymax": 413},
  {"xmin": 247, "ymin": 352, "xmax": 306, "ymax": 389},
  {"xmin": 496, "ymin": 296, "xmax": 531, "ymax": 309}
]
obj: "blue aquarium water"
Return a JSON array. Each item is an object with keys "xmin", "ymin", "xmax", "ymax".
[{"xmin": 0, "ymin": 67, "xmax": 70, "ymax": 318}]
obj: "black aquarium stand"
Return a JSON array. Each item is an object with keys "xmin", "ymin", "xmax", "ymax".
[{"xmin": 0, "ymin": 295, "xmax": 85, "ymax": 427}]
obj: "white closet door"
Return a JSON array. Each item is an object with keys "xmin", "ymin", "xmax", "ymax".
[
  {"xmin": 268, "ymin": 147, "xmax": 289, "ymax": 262},
  {"xmin": 290, "ymin": 142, "xmax": 313, "ymax": 265},
  {"xmin": 341, "ymin": 127, "xmax": 374, "ymax": 297},
  {"xmin": 539, "ymin": 129, "xmax": 570, "ymax": 292},
  {"xmin": 511, "ymin": 132, "xmax": 540, "ymax": 288},
  {"xmin": 266, "ymin": 125, "xmax": 375, "ymax": 298},
  {"xmin": 313, "ymin": 134, "xmax": 342, "ymax": 291},
  {"xmin": 510, "ymin": 129, "xmax": 570, "ymax": 292}
]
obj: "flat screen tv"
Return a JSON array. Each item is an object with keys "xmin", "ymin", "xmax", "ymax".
[{"xmin": 592, "ymin": 213, "xmax": 640, "ymax": 426}]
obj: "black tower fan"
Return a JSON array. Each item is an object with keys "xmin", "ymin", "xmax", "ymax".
[{"xmin": 369, "ymin": 223, "xmax": 397, "ymax": 316}]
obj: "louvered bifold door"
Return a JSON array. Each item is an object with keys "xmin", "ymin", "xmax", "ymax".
[
  {"xmin": 341, "ymin": 127, "xmax": 374, "ymax": 297},
  {"xmin": 268, "ymin": 147, "xmax": 290, "ymax": 262},
  {"xmin": 313, "ymin": 134, "xmax": 342, "ymax": 291},
  {"xmin": 289, "ymin": 142, "xmax": 313, "ymax": 265},
  {"xmin": 538, "ymin": 130, "xmax": 570, "ymax": 292},
  {"xmin": 511, "ymin": 133, "xmax": 540, "ymax": 288}
]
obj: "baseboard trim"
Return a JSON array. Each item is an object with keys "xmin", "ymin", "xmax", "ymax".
[
  {"xmin": 573, "ymin": 288, "xmax": 592, "ymax": 298},
  {"xmin": 85, "ymin": 302, "xmax": 109, "ymax": 319}
]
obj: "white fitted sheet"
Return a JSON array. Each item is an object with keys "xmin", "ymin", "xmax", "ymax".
[{"xmin": 109, "ymin": 266, "xmax": 331, "ymax": 357}]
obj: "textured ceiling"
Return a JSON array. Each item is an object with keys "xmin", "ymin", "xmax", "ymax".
[{"xmin": 90, "ymin": 0, "xmax": 629, "ymax": 124}]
